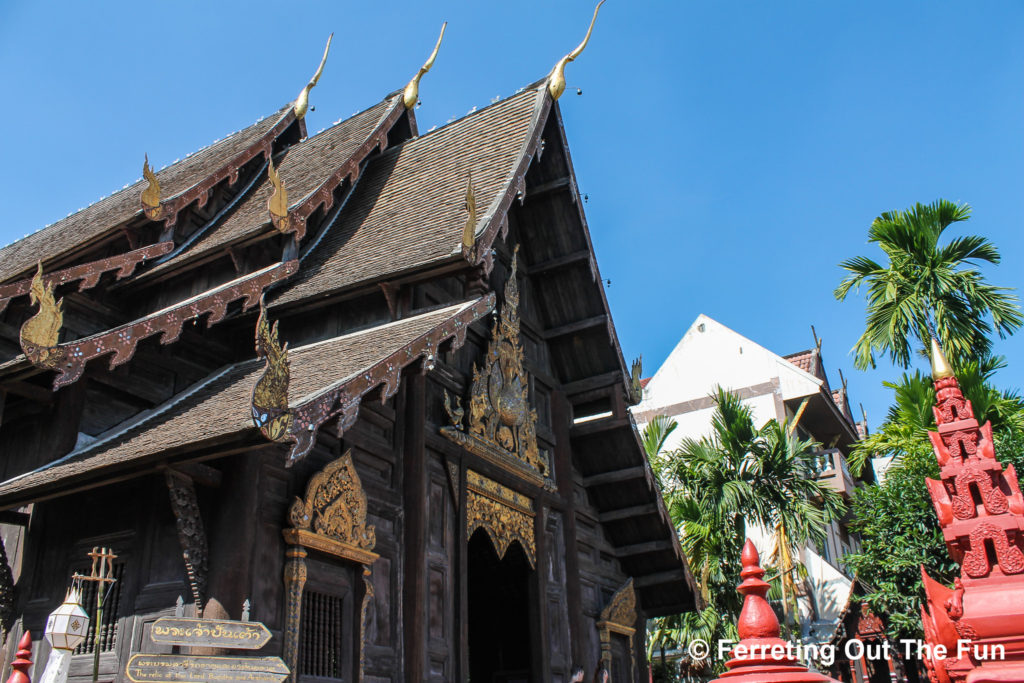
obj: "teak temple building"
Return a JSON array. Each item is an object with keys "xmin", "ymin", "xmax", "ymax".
[{"xmin": 0, "ymin": 20, "xmax": 696, "ymax": 683}]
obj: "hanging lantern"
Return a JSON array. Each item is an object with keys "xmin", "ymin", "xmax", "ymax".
[{"xmin": 44, "ymin": 586, "xmax": 89, "ymax": 652}]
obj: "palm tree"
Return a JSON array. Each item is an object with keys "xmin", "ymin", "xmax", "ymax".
[
  {"xmin": 641, "ymin": 389, "xmax": 845, "ymax": 672},
  {"xmin": 848, "ymin": 354, "xmax": 1024, "ymax": 475},
  {"xmin": 835, "ymin": 199, "xmax": 1022, "ymax": 370}
]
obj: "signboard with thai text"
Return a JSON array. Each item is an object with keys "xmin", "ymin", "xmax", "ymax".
[
  {"xmin": 148, "ymin": 617, "xmax": 272, "ymax": 649},
  {"xmin": 125, "ymin": 653, "xmax": 288, "ymax": 683}
]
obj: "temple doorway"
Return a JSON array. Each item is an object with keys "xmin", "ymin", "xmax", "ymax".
[{"xmin": 467, "ymin": 528, "xmax": 534, "ymax": 682}]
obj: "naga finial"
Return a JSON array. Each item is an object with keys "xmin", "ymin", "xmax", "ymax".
[
  {"xmin": 20, "ymin": 262, "xmax": 64, "ymax": 369},
  {"xmin": 267, "ymin": 157, "xmax": 290, "ymax": 231},
  {"xmin": 463, "ymin": 172, "xmax": 477, "ymax": 249},
  {"xmin": 252, "ymin": 298, "xmax": 293, "ymax": 442},
  {"xmin": 294, "ymin": 33, "xmax": 333, "ymax": 120},
  {"xmin": 403, "ymin": 22, "xmax": 447, "ymax": 110},
  {"xmin": 141, "ymin": 154, "xmax": 162, "ymax": 219},
  {"xmin": 547, "ymin": 1, "xmax": 605, "ymax": 101},
  {"xmin": 930, "ymin": 337, "xmax": 954, "ymax": 380}
]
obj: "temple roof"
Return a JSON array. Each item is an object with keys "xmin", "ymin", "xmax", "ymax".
[
  {"xmin": 0, "ymin": 299, "xmax": 488, "ymax": 508},
  {"xmin": 0, "ymin": 105, "xmax": 293, "ymax": 283},
  {"xmin": 144, "ymin": 95, "xmax": 403, "ymax": 277},
  {"xmin": 275, "ymin": 87, "xmax": 543, "ymax": 306}
]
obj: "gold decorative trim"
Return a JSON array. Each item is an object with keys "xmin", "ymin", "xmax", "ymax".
[
  {"xmin": 463, "ymin": 173, "xmax": 477, "ymax": 251},
  {"xmin": 252, "ymin": 298, "xmax": 293, "ymax": 442},
  {"xmin": 441, "ymin": 247, "xmax": 551, "ymax": 487},
  {"xmin": 403, "ymin": 22, "xmax": 447, "ymax": 109},
  {"xmin": 547, "ymin": 1, "xmax": 605, "ymax": 100},
  {"xmin": 293, "ymin": 34, "xmax": 333, "ymax": 120},
  {"xmin": 466, "ymin": 470, "xmax": 535, "ymax": 567},
  {"xmin": 142, "ymin": 154, "xmax": 163, "ymax": 219},
  {"xmin": 597, "ymin": 578, "xmax": 638, "ymax": 680},
  {"xmin": 286, "ymin": 450, "xmax": 377, "ymax": 560},
  {"xmin": 20, "ymin": 263, "xmax": 64, "ymax": 369},
  {"xmin": 267, "ymin": 157, "xmax": 291, "ymax": 232}
]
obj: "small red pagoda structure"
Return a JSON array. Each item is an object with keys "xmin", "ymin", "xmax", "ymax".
[
  {"xmin": 919, "ymin": 340, "xmax": 1024, "ymax": 683},
  {"xmin": 713, "ymin": 540, "xmax": 839, "ymax": 683}
]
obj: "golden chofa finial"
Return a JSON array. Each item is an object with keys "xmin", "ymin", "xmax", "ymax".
[
  {"xmin": 930, "ymin": 337, "xmax": 954, "ymax": 379},
  {"xmin": 141, "ymin": 154, "xmax": 162, "ymax": 219},
  {"xmin": 294, "ymin": 33, "xmax": 333, "ymax": 120},
  {"xmin": 403, "ymin": 22, "xmax": 447, "ymax": 110},
  {"xmin": 547, "ymin": 0, "xmax": 605, "ymax": 101}
]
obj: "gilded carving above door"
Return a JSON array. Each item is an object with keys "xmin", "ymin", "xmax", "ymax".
[{"xmin": 441, "ymin": 246, "xmax": 551, "ymax": 488}]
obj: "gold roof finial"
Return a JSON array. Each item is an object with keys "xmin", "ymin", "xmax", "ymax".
[
  {"xmin": 20, "ymin": 262, "xmax": 64, "ymax": 368},
  {"xmin": 547, "ymin": 0, "xmax": 605, "ymax": 101},
  {"xmin": 463, "ymin": 172, "xmax": 476, "ymax": 249},
  {"xmin": 403, "ymin": 22, "xmax": 447, "ymax": 110},
  {"xmin": 141, "ymin": 154, "xmax": 162, "ymax": 218},
  {"xmin": 294, "ymin": 33, "xmax": 333, "ymax": 120},
  {"xmin": 930, "ymin": 337, "xmax": 954, "ymax": 379}
]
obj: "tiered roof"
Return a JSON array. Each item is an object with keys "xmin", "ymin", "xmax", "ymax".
[{"xmin": 0, "ymin": 38, "xmax": 695, "ymax": 614}]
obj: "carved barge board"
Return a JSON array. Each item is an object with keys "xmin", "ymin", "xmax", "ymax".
[
  {"xmin": 271, "ymin": 97, "xmax": 405, "ymax": 241},
  {"xmin": 0, "ymin": 242, "xmax": 174, "ymax": 313},
  {"xmin": 467, "ymin": 88, "xmax": 551, "ymax": 274},
  {"xmin": 143, "ymin": 109, "xmax": 297, "ymax": 228},
  {"xmin": 254, "ymin": 294, "xmax": 495, "ymax": 465},
  {"xmin": 24, "ymin": 260, "xmax": 298, "ymax": 390}
]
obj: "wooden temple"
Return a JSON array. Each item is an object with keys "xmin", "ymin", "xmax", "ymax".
[{"xmin": 0, "ymin": 14, "xmax": 696, "ymax": 683}]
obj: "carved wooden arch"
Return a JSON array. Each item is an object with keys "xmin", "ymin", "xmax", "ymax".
[
  {"xmin": 597, "ymin": 578, "xmax": 637, "ymax": 682},
  {"xmin": 465, "ymin": 469, "xmax": 536, "ymax": 568},
  {"xmin": 281, "ymin": 450, "xmax": 378, "ymax": 682}
]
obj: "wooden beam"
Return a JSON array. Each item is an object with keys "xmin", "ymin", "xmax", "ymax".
[
  {"xmin": 0, "ymin": 380, "xmax": 53, "ymax": 404},
  {"xmin": 561, "ymin": 371, "xmax": 624, "ymax": 398},
  {"xmin": 88, "ymin": 366, "xmax": 170, "ymax": 405},
  {"xmin": 570, "ymin": 415, "xmax": 630, "ymax": 439},
  {"xmin": 0, "ymin": 510, "xmax": 30, "ymax": 526},
  {"xmin": 526, "ymin": 176, "xmax": 571, "ymax": 199},
  {"xmin": 598, "ymin": 503, "xmax": 658, "ymax": 524},
  {"xmin": 636, "ymin": 568, "xmax": 689, "ymax": 589},
  {"xmin": 168, "ymin": 462, "xmax": 223, "ymax": 488},
  {"xmin": 529, "ymin": 250, "xmax": 591, "ymax": 277},
  {"xmin": 402, "ymin": 372, "xmax": 428, "ymax": 681},
  {"xmin": 582, "ymin": 466, "xmax": 646, "ymax": 488},
  {"xmin": 544, "ymin": 315, "xmax": 608, "ymax": 341},
  {"xmin": 615, "ymin": 540, "xmax": 674, "ymax": 558}
]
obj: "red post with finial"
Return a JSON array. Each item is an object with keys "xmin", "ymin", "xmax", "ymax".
[
  {"xmin": 711, "ymin": 541, "xmax": 839, "ymax": 683},
  {"xmin": 7, "ymin": 631, "xmax": 32, "ymax": 683}
]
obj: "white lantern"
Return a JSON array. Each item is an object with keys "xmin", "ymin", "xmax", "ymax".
[{"xmin": 44, "ymin": 586, "xmax": 90, "ymax": 651}]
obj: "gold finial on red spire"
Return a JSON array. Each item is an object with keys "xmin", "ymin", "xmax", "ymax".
[{"xmin": 930, "ymin": 337, "xmax": 954, "ymax": 379}]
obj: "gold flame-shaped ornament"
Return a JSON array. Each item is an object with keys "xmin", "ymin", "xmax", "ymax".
[
  {"xmin": 252, "ymin": 299, "xmax": 293, "ymax": 442},
  {"xmin": 403, "ymin": 22, "xmax": 447, "ymax": 110},
  {"xmin": 141, "ymin": 154, "xmax": 163, "ymax": 219},
  {"xmin": 930, "ymin": 337, "xmax": 954, "ymax": 380},
  {"xmin": 267, "ymin": 157, "xmax": 291, "ymax": 232},
  {"xmin": 20, "ymin": 263, "xmax": 65, "ymax": 369},
  {"xmin": 547, "ymin": 1, "xmax": 605, "ymax": 100},
  {"xmin": 463, "ymin": 172, "xmax": 477, "ymax": 250},
  {"xmin": 294, "ymin": 33, "xmax": 333, "ymax": 120}
]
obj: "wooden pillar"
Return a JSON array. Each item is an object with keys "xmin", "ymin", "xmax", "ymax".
[
  {"xmin": 552, "ymin": 390, "xmax": 585, "ymax": 668},
  {"xmin": 402, "ymin": 372, "xmax": 428, "ymax": 681},
  {"xmin": 457, "ymin": 459, "xmax": 468, "ymax": 683},
  {"xmin": 532, "ymin": 506, "xmax": 550, "ymax": 682},
  {"xmin": 204, "ymin": 453, "xmax": 260, "ymax": 621},
  {"xmin": 282, "ymin": 546, "xmax": 307, "ymax": 680}
]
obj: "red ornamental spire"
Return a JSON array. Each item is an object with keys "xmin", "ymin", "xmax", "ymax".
[
  {"xmin": 7, "ymin": 631, "xmax": 32, "ymax": 683},
  {"xmin": 712, "ymin": 540, "xmax": 838, "ymax": 682},
  {"xmin": 919, "ymin": 339, "xmax": 1024, "ymax": 683}
]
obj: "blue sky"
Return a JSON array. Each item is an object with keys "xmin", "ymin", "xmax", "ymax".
[{"xmin": 2, "ymin": 1, "xmax": 1023, "ymax": 429}]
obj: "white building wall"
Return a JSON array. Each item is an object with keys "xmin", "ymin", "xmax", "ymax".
[{"xmin": 634, "ymin": 313, "xmax": 854, "ymax": 645}]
